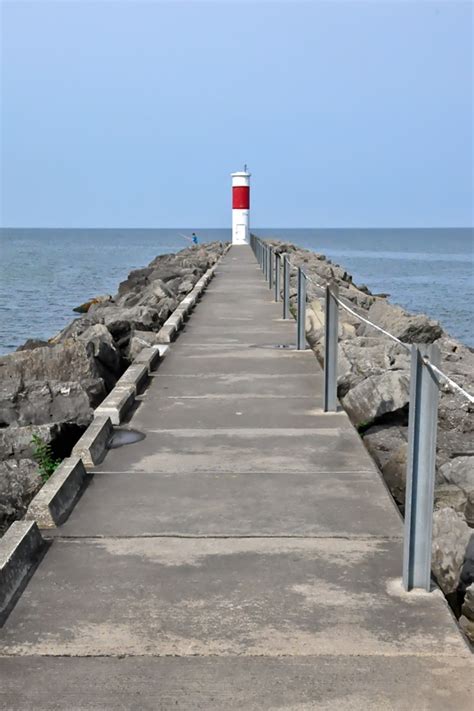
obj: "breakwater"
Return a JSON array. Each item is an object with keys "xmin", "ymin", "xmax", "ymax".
[
  {"xmin": 0, "ymin": 236, "xmax": 473, "ymax": 645},
  {"xmin": 0, "ymin": 242, "xmax": 227, "ymax": 534},
  {"xmin": 260, "ymin": 236, "xmax": 474, "ymax": 642}
]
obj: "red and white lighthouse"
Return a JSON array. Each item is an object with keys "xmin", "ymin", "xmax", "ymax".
[{"xmin": 231, "ymin": 169, "xmax": 251, "ymax": 244}]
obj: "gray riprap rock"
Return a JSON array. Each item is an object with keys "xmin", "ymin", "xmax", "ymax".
[
  {"xmin": 434, "ymin": 484, "xmax": 469, "ymax": 516},
  {"xmin": 431, "ymin": 508, "xmax": 472, "ymax": 595},
  {"xmin": 0, "ymin": 458, "xmax": 41, "ymax": 535},
  {"xmin": 335, "ymin": 338, "xmax": 409, "ymax": 399},
  {"xmin": 127, "ymin": 330, "xmax": 165, "ymax": 361},
  {"xmin": 0, "ymin": 337, "xmax": 113, "ymax": 425},
  {"xmin": 362, "ymin": 424, "xmax": 407, "ymax": 472},
  {"xmin": 78, "ymin": 323, "xmax": 122, "ymax": 388},
  {"xmin": 0, "ymin": 422, "xmax": 80, "ymax": 460},
  {"xmin": 0, "ymin": 340, "xmax": 108, "ymax": 406},
  {"xmin": 358, "ymin": 299, "xmax": 443, "ymax": 343},
  {"xmin": 380, "ymin": 443, "xmax": 408, "ymax": 506},
  {"xmin": 341, "ymin": 369, "xmax": 410, "ymax": 426},
  {"xmin": 13, "ymin": 382, "xmax": 92, "ymax": 427},
  {"xmin": 439, "ymin": 457, "xmax": 474, "ymax": 496},
  {"xmin": 461, "ymin": 583, "xmax": 474, "ymax": 620}
]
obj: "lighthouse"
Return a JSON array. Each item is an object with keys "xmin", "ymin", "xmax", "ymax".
[{"xmin": 231, "ymin": 169, "xmax": 251, "ymax": 244}]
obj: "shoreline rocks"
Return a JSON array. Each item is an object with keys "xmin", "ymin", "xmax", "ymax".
[
  {"xmin": 265, "ymin": 237, "xmax": 474, "ymax": 642},
  {"xmin": 0, "ymin": 241, "xmax": 227, "ymax": 535}
]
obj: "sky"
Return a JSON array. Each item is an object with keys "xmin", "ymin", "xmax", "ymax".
[{"xmin": 0, "ymin": 0, "xmax": 472, "ymax": 228}]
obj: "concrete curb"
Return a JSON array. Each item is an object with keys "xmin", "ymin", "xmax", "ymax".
[
  {"xmin": 0, "ymin": 521, "xmax": 45, "ymax": 619},
  {"xmin": 156, "ymin": 258, "xmax": 221, "ymax": 344},
  {"xmin": 95, "ymin": 384, "xmax": 135, "ymax": 425},
  {"xmin": 25, "ymin": 457, "xmax": 89, "ymax": 528},
  {"xmin": 134, "ymin": 344, "xmax": 169, "ymax": 371},
  {"xmin": 114, "ymin": 363, "xmax": 149, "ymax": 394},
  {"xmin": 71, "ymin": 415, "xmax": 113, "ymax": 468}
]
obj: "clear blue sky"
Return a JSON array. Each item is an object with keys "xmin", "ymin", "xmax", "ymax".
[{"xmin": 1, "ymin": 0, "xmax": 472, "ymax": 228}]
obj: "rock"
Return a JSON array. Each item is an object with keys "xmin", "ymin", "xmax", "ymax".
[
  {"xmin": 362, "ymin": 424, "xmax": 407, "ymax": 470},
  {"xmin": 459, "ymin": 614, "xmax": 474, "ymax": 641},
  {"xmin": 0, "ymin": 458, "xmax": 41, "ymax": 535},
  {"xmin": 336, "ymin": 338, "xmax": 409, "ymax": 400},
  {"xmin": 460, "ymin": 535, "xmax": 474, "ymax": 591},
  {"xmin": 431, "ymin": 508, "xmax": 472, "ymax": 595},
  {"xmin": 465, "ymin": 493, "xmax": 474, "ymax": 527},
  {"xmin": 341, "ymin": 369, "xmax": 410, "ymax": 426},
  {"xmin": 439, "ymin": 457, "xmax": 474, "ymax": 497},
  {"xmin": 73, "ymin": 294, "xmax": 112, "ymax": 313},
  {"xmin": 5, "ymin": 381, "xmax": 92, "ymax": 427},
  {"xmin": 0, "ymin": 339, "xmax": 111, "ymax": 415},
  {"xmin": 16, "ymin": 339, "xmax": 50, "ymax": 351},
  {"xmin": 461, "ymin": 583, "xmax": 474, "ymax": 622},
  {"xmin": 78, "ymin": 323, "xmax": 123, "ymax": 388},
  {"xmin": 381, "ymin": 443, "xmax": 408, "ymax": 506},
  {"xmin": 358, "ymin": 299, "xmax": 443, "ymax": 343},
  {"xmin": 434, "ymin": 484, "xmax": 468, "ymax": 516},
  {"xmin": 127, "ymin": 330, "xmax": 164, "ymax": 361},
  {"xmin": 0, "ymin": 422, "xmax": 84, "ymax": 460}
]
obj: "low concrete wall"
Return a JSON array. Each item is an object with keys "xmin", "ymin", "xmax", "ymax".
[
  {"xmin": 25, "ymin": 457, "xmax": 89, "ymax": 528},
  {"xmin": 0, "ymin": 521, "xmax": 45, "ymax": 620}
]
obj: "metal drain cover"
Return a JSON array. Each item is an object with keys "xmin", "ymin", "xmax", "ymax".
[{"xmin": 108, "ymin": 427, "xmax": 146, "ymax": 449}]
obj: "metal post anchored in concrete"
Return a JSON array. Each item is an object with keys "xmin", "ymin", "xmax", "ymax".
[
  {"xmin": 274, "ymin": 253, "xmax": 281, "ymax": 302},
  {"xmin": 264, "ymin": 244, "xmax": 268, "ymax": 279},
  {"xmin": 296, "ymin": 267, "xmax": 307, "ymax": 350},
  {"xmin": 403, "ymin": 343, "xmax": 440, "ymax": 592},
  {"xmin": 283, "ymin": 256, "xmax": 290, "ymax": 319},
  {"xmin": 324, "ymin": 282, "xmax": 339, "ymax": 412},
  {"xmin": 269, "ymin": 247, "xmax": 274, "ymax": 289}
]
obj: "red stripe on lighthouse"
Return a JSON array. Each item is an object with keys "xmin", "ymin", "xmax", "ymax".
[{"xmin": 232, "ymin": 186, "xmax": 250, "ymax": 209}]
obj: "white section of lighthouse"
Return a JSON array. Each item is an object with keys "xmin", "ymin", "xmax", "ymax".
[{"xmin": 231, "ymin": 170, "xmax": 251, "ymax": 244}]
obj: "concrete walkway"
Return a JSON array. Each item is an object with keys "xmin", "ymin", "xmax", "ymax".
[{"xmin": 0, "ymin": 246, "xmax": 472, "ymax": 709}]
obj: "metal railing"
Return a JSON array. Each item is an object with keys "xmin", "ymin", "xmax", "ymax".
[{"xmin": 250, "ymin": 234, "xmax": 473, "ymax": 593}]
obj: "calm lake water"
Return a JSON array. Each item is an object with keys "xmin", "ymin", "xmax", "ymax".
[{"xmin": 0, "ymin": 227, "xmax": 472, "ymax": 354}]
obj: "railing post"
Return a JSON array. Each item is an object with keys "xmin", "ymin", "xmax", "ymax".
[
  {"xmin": 268, "ymin": 247, "xmax": 274, "ymax": 288},
  {"xmin": 274, "ymin": 253, "xmax": 281, "ymax": 302},
  {"xmin": 323, "ymin": 282, "xmax": 339, "ymax": 412},
  {"xmin": 263, "ymin": 244, "xmax": 268, "ymax": 279},
  {"xmin": 403, "ymin": 343, "xmax": 440, "ymax": 592},
  {"xmin": 283, "ymin": 255, "xmax": 290, "ymax": 319},
  {"xmin": 296, "ymin": 267, "xmax": 307, "ymax": 350}
]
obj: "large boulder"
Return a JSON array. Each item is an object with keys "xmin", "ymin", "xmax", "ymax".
[
  {"xmin": 336, "ymin": 338, "xmax": 409, "ymax": 399},
  {"xmin": 0, "ymin": 422, "xmax": 84, "ymax": 460},
  {"xmin": 127, "ymin": 329, "xmax": 165, "ymax": 361},
  {"xmin": 0, "ymin": 380, "xmax": 92, "ymax": 428},
  {"xmin": 341, "ymin": 369, "xmax": 410, "ymax": 426},
  {"xmin": 358, "ymin": 299, "xmax": 443, "ymax": 343},
  {"xmin": 0, "ymin": 336, "xmax": 116, "ymax": 424},
  {"xmin": 434, "ymin": 485, "xmax": 469, "ymax": 517},
  {"xmin": 439, "ymin": 457, "xmax": 474, "ymax": 498},
  {"xmin": 78, "ymin": 324, "xmax": 123, "ymax": 388},
  {"xmin": 460, "ymin": 583, "xmax": 474, "ymax": 642},
  {"xmin": 0, "ymin": 458, "xmax": 41, "ymax": 535},
  {"xmin": 431, "ymin": 508, "xmax": 472, "ymax": 595}
]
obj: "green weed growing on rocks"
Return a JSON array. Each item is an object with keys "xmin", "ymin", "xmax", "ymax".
[{"xmin": 31, "ymin": 435, "xmax": 62, "ymax": 482}]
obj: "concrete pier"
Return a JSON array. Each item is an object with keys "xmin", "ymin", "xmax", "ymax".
[{"xmin": 0, "ymin": 246, "xmax": 472, "ymax": 709}]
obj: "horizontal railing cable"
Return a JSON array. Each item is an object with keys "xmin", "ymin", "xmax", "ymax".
[{"xmin": 422, "ymin": 360, "xmax": 474, "ymax": 404}]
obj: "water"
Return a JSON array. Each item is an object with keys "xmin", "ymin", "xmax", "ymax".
[{"xmin": 0, "ymin": 227, "xmax": 472, "ymax": 354}]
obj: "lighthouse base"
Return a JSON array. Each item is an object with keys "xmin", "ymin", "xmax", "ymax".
[{"xmin": 232, "ymin": 209, "xmax": 250, "ymax": 245}]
